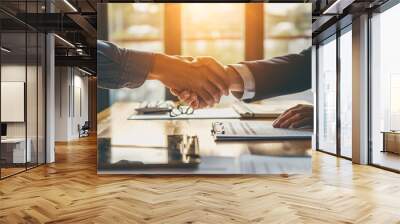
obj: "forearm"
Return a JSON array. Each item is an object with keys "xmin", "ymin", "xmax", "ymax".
[
  {"xmin": 148, "ymin": 53, "xmax": 180, "ymax": 81},
  {"xmin": 97, "ymin": 40, "xmax": 154, "ymax": 89},
  {"xmin": 242, "ymin": 48, "xmax": 311, "ymax": 100},
  {"xmin": 226, "ymin": 66, "xmax": 244, "ymax": 92}
]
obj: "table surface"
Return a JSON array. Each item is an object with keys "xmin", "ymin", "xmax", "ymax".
[
  {"xmin": 97, "ymin": 102, "xmax": 312, "ymax": 174},
  {"xmin": 1, "ymin": 138, "xmax": 27, "ymax": 143}
]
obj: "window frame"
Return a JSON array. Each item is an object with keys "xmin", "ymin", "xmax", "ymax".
[
  {"xmin": 338, "ymin": 24, "xmax": 353, "ymax": 159},
  {"xmin": 314, "ymin": 17, "xmax": 353, "ymax": 161},
  {"xmin": 315, "ymin": 33, "xmax": 338, "ymax": 156},
  {"xmin": 367, "ymin": 0, "xmax": 400, "ymax": 173}
]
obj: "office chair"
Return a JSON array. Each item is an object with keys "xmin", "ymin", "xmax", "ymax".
[{"xmin": 78, "ymin": 121, "xmax": 90, "ymax": 138}]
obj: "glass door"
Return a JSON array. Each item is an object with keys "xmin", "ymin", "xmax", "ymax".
[
  {"xmin": 317, "ymin": 35, "xmax": 337, "ymax": 154},
  {"xmin": 339, "ymin": 27, "xmax": 352, "ymax": 158}
]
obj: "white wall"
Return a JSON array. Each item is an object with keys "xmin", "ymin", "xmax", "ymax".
[
  {"xmin": 55, "ymin": 67, "xmax": 89, "ymax": 141},
  {"xmin": 1, "ymin": 64, "xmax": 46, "ymax": 163},
  {"xmin": 55, "ymin": 67, "xmax": 69, "ymax": 141},
  {"xmin": 1, "ymin": 65, "xmax": 38, "ymax": 138}
]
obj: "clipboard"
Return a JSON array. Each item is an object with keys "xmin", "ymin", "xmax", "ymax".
[{"xmin": 211, "ymin": 121, "xmax": 312, "ymax": 141}]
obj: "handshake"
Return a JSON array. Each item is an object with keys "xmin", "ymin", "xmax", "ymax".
[
  {"xmin": 148, "ymin": 53, "xmax": 244, "ymax": 109},
  {"xmin": 98, "ymin": 40, "xmax": 314, "ymax": 129}
]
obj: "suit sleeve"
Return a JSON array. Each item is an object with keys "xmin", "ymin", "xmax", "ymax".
[
  {"xmin": 97, "ymin": 40, "xmax": 155, "ymax": 89},
  {"xmin": 240, "ymin": 48, "xmax": 311, "ymax": 101}
]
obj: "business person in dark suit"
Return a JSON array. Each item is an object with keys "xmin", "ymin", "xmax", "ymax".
[{"xmin": 173, "ymin": 48, "xmax": 313, "ymax": 129}]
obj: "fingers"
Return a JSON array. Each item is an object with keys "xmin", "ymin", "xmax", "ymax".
[
  {"xmin": 273, "ymin": 104, "xmax": 308, "ymax": 127},
  {"xmin": 197, "ymin": 57, "xmax": 229, "ymax": 96},
  {"xmin": 202, "ymin": 80, "xmax": 222, "ymax": 104},
  {"xmin": 197, "ymin": 88, "xmax": 215, "ymax": 107},
  {"xmin": 169, "ymin": 87, "xmax": 205, "ymax": 109},
  {"xmin": 289, "ymin": 117, "xmax": 313, "ymax": 129},
  {"xmin": 165, "ymin": 56, "xmax": 227, "ymax": 108},
  {"xmin": 169, "ymin": 88, "xmax": 180, "ymax": 96},
  {"xmin": 273, "ymin": 108, "xmax": 301, "ymax": 127},
  {"xmin": 170, "ymin": 88, "xmax": 191, "ymax": 101},
  {"xmin": 273, "ymin": 104, "xmax": 313, "ymax": 128},
  {"xmin": 205, "ymin": 68, "xmax": 229, "ymax": 97},
  {"xmin": 197, "ymin": 99, "xmax": 209, "ymax": 109},
  {"xmin": 174, "ymin": 55, "xmax": 195, "ymax": 62},
  {"xmin": 187, "ymin": 94, "xmax": 199, "ymax": 107},
  {"xmin": 279, "ymin": 113, "xmax": 304, "ymax": 128},
  {"xmin": 190, "ymin": 100, "xmax": 199, "ymax": 109}
]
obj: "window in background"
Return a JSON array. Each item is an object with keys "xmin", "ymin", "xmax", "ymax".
[
  {"xmin": 27, "ymin": 30, "xmax": 38, "ymax": 169},
  {"xmin": 339, "ymin": 28, "xmax": 352, "ymax": 158},
  {"xmin": 108, "ymin": 3, "xmax": 165, "ymax": 103},
  {"xmin": 317, "ymin": 37, "xmax": 337, "ymax": 154},
  {"xmin": 108, "ymin": 3, "xmax": 163, "ymax": 52},
  {"xmin": 263, "ymin": 3, "xmax": 312, "ymax": 103},
  {"xmin": 37, "ymin": 32, "xmax": 46, "ymax": 165},
  {"xmin": 371, "ymin": 3, "xmax": 400, "ymax": 171},
  {"xmin": 182, "ymin": 3, "xmax": 244, "ymax": 65},
  {"xmin": 264, "ymin": 3, "xmax": 311, "ymax": 59}
]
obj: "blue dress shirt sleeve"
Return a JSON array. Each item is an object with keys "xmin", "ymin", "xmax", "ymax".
[{"xmin": 97, "ymin": 40, "xmax": 155, "ymax": 89}]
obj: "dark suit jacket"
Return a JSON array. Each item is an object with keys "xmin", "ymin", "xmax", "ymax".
[{"xmin": 241, "ymin": 48, "xmax": 311, "ymax": 101}]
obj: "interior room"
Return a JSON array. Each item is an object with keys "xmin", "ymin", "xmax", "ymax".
[{"xmin": 1, "ymin": 0, "xmax": 400, "ymax": 223}]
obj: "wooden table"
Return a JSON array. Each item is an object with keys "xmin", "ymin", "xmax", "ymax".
[{"xmin": 97, "ymin": 102, "xmax": 312, "ymax": 174}]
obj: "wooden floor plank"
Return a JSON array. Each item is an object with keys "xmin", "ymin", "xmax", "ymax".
[{"xmin": 0, "ymin": 135, "xmax": 400, "ymax": 224}]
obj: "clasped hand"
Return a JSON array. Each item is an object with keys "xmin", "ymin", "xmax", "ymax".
[
  {"xmin": 149, "ymin": 54, "xmax": 233, "ymax": 109},
  {"xmin": 170, "ymin": 56, "xmax": 231, "ymax": 109},
  {"xmin": 148, "ymin": 54, "xmax": 313, "ymax": 129}
]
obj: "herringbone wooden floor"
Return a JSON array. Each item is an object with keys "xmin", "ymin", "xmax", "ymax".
[{"xmin": 1, "ymin": 135, "xmax": 399, "ymax": 224}]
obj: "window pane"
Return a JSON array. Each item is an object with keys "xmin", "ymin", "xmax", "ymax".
[
  {"xmin": 264, "ymin": 38, "xmax": 310, "ymax": 60},
  {"xmin": 108, "ymin": 3, "xmax": 165, "ymax": 103},
  {"xmin": 371, "ymin": 3, "xmax": 400, "ymax": 171},
  {"xmin": 27, "ymin": 31, "xmax": 38, "ymax": 169},
  {"xmin": 264, "ymin": 3, "xmax": 311, "ymax": 59},
  {"xmin": 38, "ymin": 33, "xmax": 46, "ymax": 165},
  {"xmin": 108, "ymin": 3, "xmax": 163, "ymax": 46},
  {"xmin": 340, "ymin": 29, "xmax": 352, "ymax": 158},
  {"xmin": 182, "ymin": 3, "xmax": 244, "ymax": 65},
  {"xmin": 318, "ymin": 38, "xmax": 337, "ymax": 154}
]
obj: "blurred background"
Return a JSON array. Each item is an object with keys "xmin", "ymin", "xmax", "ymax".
[{"xmin": 102, "ymin": 3, "xmax": 312, "ymax": 104}]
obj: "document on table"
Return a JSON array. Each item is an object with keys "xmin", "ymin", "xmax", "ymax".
[
  {"xmin": 232, "ymin": 100, "xmax": 311, "ymax": 119},
  {"xmin": 212, "ymin": 121, "xmax": 312, "ymax": 141},
  {"xmin": 128, "ymin": 108, "xmax": 240, "ymax": 120}
]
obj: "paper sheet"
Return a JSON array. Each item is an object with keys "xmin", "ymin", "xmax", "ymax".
[{"xmin": 128, "ymin": 108, "xmax": 240, "ymax": 120}]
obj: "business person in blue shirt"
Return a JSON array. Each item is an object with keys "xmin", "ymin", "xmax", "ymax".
[{"xmin": 97, "ymin": 40, "xmax": 230, "ymax": 107}]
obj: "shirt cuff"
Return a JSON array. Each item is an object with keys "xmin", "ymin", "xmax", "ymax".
[{"xmin": 228, "ymin": 64, "xmax": 255, "ymax": 100}]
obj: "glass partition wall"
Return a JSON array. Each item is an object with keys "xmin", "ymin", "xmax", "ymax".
[
  {"xmin": 317, "ymin": 35, "xmax": 337, "ymax": 155},
  {"xmin": 339, "ymin": 27, "xmax": 352, "ymax": 159},
  {"xmin": 0, "ymin": 2, "xmax": 46, "ymax": 179},
  {"xmin": 316, "ymin": 25, "xmax": 353, "ymax": 159}
]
